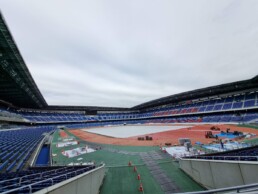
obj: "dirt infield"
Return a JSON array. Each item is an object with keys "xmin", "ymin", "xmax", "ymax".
[{"xmin": 69, "ymin": 124, "xmax": 258, "ymax": 146}]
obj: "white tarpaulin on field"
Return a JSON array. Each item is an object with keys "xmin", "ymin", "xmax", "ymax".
[
  {"xmin": 164, "ymin": 146, "xmax": 204, "ymax": 158},
  {"xmin": 84, "ymin": 125, "xmax": 191, "ymax": 138},
  {"xmin": 62, "ymin": 146, "xmax": 95, "ymax": 158},
  {"xmin": 56, "ymin": 141, "xmax": 78, "ymax": 148}
]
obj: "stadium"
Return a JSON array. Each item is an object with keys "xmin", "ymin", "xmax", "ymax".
[{"xmin": 1, "ymin": 6, "xmax": 258, "ymax": 194}]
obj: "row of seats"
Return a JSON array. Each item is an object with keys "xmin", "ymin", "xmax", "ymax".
[
  {"xmin": 0, "ymin": 108, "xmax": 24, "ymax": 122},
  {"xmin": 56, "ymin": 113, "xmax": 257, "ymax": 131},
  {"xmin": 1, "ymin": 110, "xmax": 258, "ymax": 126},
  {"xmin": 143, "ymin": 94, "xmax": 258, "ymax": 118},
  {"xmin": 212, "ymin": 146, "xmax": 258, "ymax": 157},
  {"xmin": 149, "ymin": 92, "xmax": 258, "ymax": 111},
  {"xmin": 3, "ymin": 107, "xmax": 258, "ymax": 124},
  {"xmin": 191, "ymin": 155, "xmax": 258, "ymax": 161},
  {"xmin": 186, "ymin": 146, "xmax": 258, "ymax": 161},
  {"xmin": 0, "ymin": 126, "xmax": 55, "ymax": 173},
  {"xmin": 0, "ymin": 92, "xmax": 257, "ymax": 123},
  {"xmin": 202, "ymin": 113, "xmax": 258, "ymax": 122},
  {"xmin": 0, "ymin": 165, "xmax": 95, "ymax": 193}
]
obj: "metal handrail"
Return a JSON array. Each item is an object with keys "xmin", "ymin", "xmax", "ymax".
[
  {"xmin": 0, "ymin": 166, "xmax": 68, "ymax": 184},
  {"xmin": 184, "ymin": 155, "xmax": 258, "ymax": 161},
  {"xmin": 30, "ymin": 132, "xmax": 51, "ymax": 167},
  {"xmin": 1, "ymin": 168, "xmax": 69, "ymax": 190},
  {"xmin": 49, "ymin": 130, "xmax": 55, "ymax": 166},
  {"xmin": 174, "ymin": 182, "xmax": 258, "ymax": 194},
  {"xmin": 18, "ymin": 167, "xmax": 73, "ymax": 185},
  {"xmin": 1, "ymin": 165, "xmax": 99, "ymax": 194}
]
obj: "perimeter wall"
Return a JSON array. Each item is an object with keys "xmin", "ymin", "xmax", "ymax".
[
  {"xmin": 35, "ymin": 165, "xmax": 105, "ymax": 194},
  {"xmin": 179, "ymin": 159, "xmax": 258, "ymax": 189}
]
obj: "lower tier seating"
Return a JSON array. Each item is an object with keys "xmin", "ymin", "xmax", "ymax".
[
  {"xmin": 0, "ymin": 165, "xmax": 95, "ymax": 194},
  {"xmin": 185, "ymin": 146, "xmax": 258, "ymax": 162}
]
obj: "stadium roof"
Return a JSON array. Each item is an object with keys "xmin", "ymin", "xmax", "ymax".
[
  {"xmin": 133, "ymin": 75, "xmax": 258, "ymax": 110},
  {"xmin": 46, "ymin": 105, "xmax": 130, "ymax": 112},
  {"xmin": 0, "ymin": 12, "xmax": 47, "ymax": 109}
]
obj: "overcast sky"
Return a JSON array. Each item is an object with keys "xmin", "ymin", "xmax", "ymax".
[{"xmin": 1, "ymin": 1, "xmax": 258, "ymax": 107}]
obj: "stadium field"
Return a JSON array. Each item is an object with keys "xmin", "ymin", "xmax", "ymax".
[
  {"xmin": 52, "ymin": 128, "xmax": 206, "ymax": 194},
  {"xmin": 69, "ymin": 124, "xmax": 258, "ymax": 146}
]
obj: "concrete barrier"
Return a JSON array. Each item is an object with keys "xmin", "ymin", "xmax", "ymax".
[
  {"xmin": 35, "ymin": 164, "xmax": 105, "ymax": 194},
  {"xmin": 179, "ymin": 158, "xmax": 258, "ymax": 189}
]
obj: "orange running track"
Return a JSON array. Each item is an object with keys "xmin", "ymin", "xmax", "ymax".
[
  {"xmin": 59, "ymin": 130, "xmax": 69, "ymax": 138},
  {"xmin": 69, "ymin": 124, "xmax": 258, "ymax": 146}
]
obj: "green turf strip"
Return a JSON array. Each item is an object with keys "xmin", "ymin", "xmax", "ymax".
[
  {"xmin": 159, "ymin": 161, "xmax": 205, "ymax": 192},
  {"xmin": 238, "ymin": 124, "xmax": 258, "ymax": 130},
  {"xmin": 53, "ymin": 150, "xmax": 142, "ymax": 166},
  {"xmin": 100, "ymin": 166, "xmax": 164, "ymax": 194},
  {"xmin": 52, "ymin": 143, "xmax": 144, "ymax": 166},
  {"xmin": 243, "ymin": 137, "xmax": 258, "ymax": 145},
  {"xmin": 235, "ymin": 125, "xmax": 258, "ymax": 145}
]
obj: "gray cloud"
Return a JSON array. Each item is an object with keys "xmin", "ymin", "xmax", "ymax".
[{"xmin": 1, "ymin": 0, "xmax": 258, "ymax": 107}]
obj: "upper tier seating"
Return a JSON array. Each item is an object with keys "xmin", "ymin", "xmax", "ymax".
[
  {"xmin": 144, "ymin": 93, "xmax": 257, "ymax": 118},
  {"xmin": 1, "ymin": 92, "xmax": 257, "ymax": 124},
  {"xmin": 0, "ymin": 108, "xmax": 25, "ymax": 122},
  {"xmin": 19, "ymin": 112, "xmax": 90, "ymax": 122}
]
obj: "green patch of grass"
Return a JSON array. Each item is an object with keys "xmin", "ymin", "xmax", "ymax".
[
  {"xmin": 100, "ymin": 166, "xmax": 164, "ymax": 194},
  {"xmin": 137, "ymin": 165, "xmax": 164, "ymax": 194},
  {"xmin": 80, "ymin": 150, "xmax": 143, "ymax": 166},
  {"xmin": 242, "ymin": 137, "xmax": 258, "ymax": 145},
  {"xmin": 238, "ymin": 124, "xmax": 258, "ymax": 130},
  {"xmin": 52, "ymin": 146, "xmax": 144, "ymax": 166},
  {"xmin": 159, "ymin": 161, "xmax": 205, "ymax": 192}
]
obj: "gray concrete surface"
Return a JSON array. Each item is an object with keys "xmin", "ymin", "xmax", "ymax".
[
  {"xmin": 179, "ymin": 158, "xmax": 258, "ymax": 190},
  {"xmin": 34, "ymin": 165, "xmax": 105, "ymax": 194}
]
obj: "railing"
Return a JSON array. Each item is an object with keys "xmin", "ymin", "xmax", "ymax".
[
  {"xmin": 30, "ymin": 134, "xmax": 48, "ymax": 167},
  {"xmin": 174, "ymin": 182, "xmax": 258, "ymax": 194},
  {"xmin": 1, "ymin": 165, "xmax": 101, "ymax": 194},
  {"xmin": 0, "ymin": 166, "xmax": 68, "ymax": 185},
  {"xmin": 184, "ymin": 155, "xmax": 258, "ymax": 161},
  {"xmin": 49, "ymin": 131, "xmax": 54, "ymax": 166}
]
